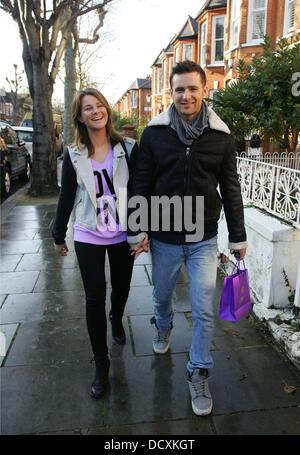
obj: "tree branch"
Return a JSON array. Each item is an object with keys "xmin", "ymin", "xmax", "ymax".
[
  {"xmin": 47, "ymin": 0, "xmax": 74, "ymax": 28},
  {"xmin": 78, "ymin": 9, "xmax": 106, "ymax": 44},
  {"xmin": 270, "ymin": 128, "xmax": 286, "ymax": 146},
  {"xmin": 27, "ymin": 0, "xmax": 44, "ymax": 26},
  {"xmin": 75, "ymin": 0, "xmax": 113, "ymax": 19},
  {"xmin": 49, "ymin": 16, "xmax": 76, "ymax": 86},
  {"xmin": 0, "ymin": 0, "xmax": 13, "ymax": 13}
]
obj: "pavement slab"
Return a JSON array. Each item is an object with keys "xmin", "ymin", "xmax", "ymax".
[
  {"xmin": 213, "ymin": 407, "xmax": 300, "ymax": 435},
  {"xmin": 1, "ymin": 200, "xmax": 300, "ymax": 436}
]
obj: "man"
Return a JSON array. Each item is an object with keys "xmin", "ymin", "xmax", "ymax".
[{"xmin": 127, "ymin": 61, "xmax": 247, "ymax": 416}]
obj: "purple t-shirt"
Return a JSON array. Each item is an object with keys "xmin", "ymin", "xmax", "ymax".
[{"xmin": 74, "ymin": 147, "xmax": 127, "ymax": 245}]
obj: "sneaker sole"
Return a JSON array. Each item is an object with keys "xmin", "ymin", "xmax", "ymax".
[
  {"xmin": 152, "ymin": 343, "xmax": 170, "ymax": 354},
  {"xmin": 191, "ymin": 400, "xmax": 213, "ymax": 416}
]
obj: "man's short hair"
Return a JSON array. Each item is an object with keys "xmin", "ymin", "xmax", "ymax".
[{"xmin": 169, "ymin": 60, "xmax": 207, "ymax": 88}]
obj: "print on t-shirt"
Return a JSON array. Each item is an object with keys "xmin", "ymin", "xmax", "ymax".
[{"xmin": 93, "ymin": 154, "xmax": 120, "ymax": 232}]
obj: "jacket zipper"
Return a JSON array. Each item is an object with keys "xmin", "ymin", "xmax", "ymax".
[{"xmin": 183, "ymin": 146, "xmax": 191, "ymax": 194}]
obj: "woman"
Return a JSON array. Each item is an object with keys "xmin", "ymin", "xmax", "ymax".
[{"xmin": 52, "ymin": 88, "xmax": 138, "ymax": 398}]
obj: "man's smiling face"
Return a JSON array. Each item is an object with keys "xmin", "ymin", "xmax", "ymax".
[{"xmin": 171, "ymin": 72, "xmax": 208, "ymax": 122}]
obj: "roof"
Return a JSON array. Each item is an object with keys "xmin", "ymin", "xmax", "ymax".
[
  {"xmin": 195, "ymin": 0, "xmax": 227, "ymax": 19},
  {"xmin": 128, "ymin": 78, "xmax": 151, "ymax": 90},
  {"xmin": 151, "ymin": 52, "xmax": 163, "ymax": 68},
  {"xmin": 163, "ymin": 36, "xmax": 176, "ymax": 54},
  {"xmin": 151, "ymin": 15, "xmax": 198, "ymax": 68},
  {"xmin": 115, "ymin": 77, "xmax": 152, "ymax": 103},
  {"xmin": 174, "ymin": 16, "xmax": 198, "ymax": 41}
]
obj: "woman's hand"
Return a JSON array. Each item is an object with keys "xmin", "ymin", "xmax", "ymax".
[
  {"xmin": 129, "ymin": 234, "xmax": 149, "ymax": 260},
  {"xmin": 54, "ymin": 242, "xmax": 69, "ymax": 256}
]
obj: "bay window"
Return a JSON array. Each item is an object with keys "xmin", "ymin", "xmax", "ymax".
[
  {"xmin": 230, "ymin": 0, "xmax": 240, "ymax": 49},
  {"xmin": 283, "ymin": 0, "xmax": 295, "ymax": 35},
  {"xmin": 183, "ymin": 43, "xmax": 193, "ymax": 61},
  {"xmin": 200, "ymin": 21, "xmax": 207, "ymax": 67},
  {"xmin": 211, "ymin": 15, "xmax": 225, "ymax": 64},
  {"xmin": 247, "ymin": 0, "xmax": 267, "ymax": 44}
]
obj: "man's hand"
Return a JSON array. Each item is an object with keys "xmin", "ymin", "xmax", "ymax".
[
  {"xmin": 54, "ymin": 242, "xmax": 69, "ymax": 256},
  {"xmin": 230, "ymin": 248, "xmax": 247, "ymax": 260},
  {"xmin": 130, "ymin": 234, "xmax": 149, "ymax": 260}
]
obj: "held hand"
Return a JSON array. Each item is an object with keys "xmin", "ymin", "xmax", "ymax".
[
  {"xmin": 130, "ymin": 234, "xmax": 149, "ymax": 260},
  {"xmin": 54, "ymin": 242, "xmax": 69, "ymax": 256},
  {"xmin": 230, "ymin": 248, "xmax": 247, "ymax": 260}
]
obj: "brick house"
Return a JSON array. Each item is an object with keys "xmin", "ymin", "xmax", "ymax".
[
  {"xmin": 113, "ymin": 78, "xmax": 152, "ymax": 127},
  {"xmin": 195, "ymin": 0, "xmax": 227, "ymax": 99},
  {"xmin": 0, "ymin": 89, "xmax": 32, "ymax": 125},
  {"xmin": 151, "ymin": 52, "xmax": 163, "ymax": 117},
  {"xmin": 148, "ymin": 0, "xmax": 298, "ymax": 120},
  {"xmin": 151, "ymin": 16, "xmax": 198, "ymax": 115},
  {"xmin": 224, "ymin": 0, "xmax": 298, "ymax": 86},
  {"xmin": 0, "ymin": 92, "xmax": 13, "ymax": 123}
]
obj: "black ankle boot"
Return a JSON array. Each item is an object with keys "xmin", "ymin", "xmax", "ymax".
[
  {"xmin": 109, "ymin": 311, "xmax": 126, "ymax": 345},
  {"xmin": 90, "ymin": 356, "xmax": 110, "ymax": 399}
]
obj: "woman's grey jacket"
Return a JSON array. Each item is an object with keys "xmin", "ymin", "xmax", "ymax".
[{"xmin": 52, "ymin": 137, "xmax": 137, "ymax": 245}]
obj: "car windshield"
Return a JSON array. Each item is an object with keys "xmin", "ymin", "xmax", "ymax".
[{"xmin": 16, "ymin": 130, "xmax": 33, "ymax": 142}]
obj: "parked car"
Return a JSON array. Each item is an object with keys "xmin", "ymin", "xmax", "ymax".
[
  {"xmin": 0, "ymin": 121, "xmax": 32, "ymax": 197},
  {"xmin": 21, "ymin": 115, "xmax": 63, "ymax": 157},
  {"xmin": 12, "ymin": 126, "xmax": 33, "ymax": 160}
]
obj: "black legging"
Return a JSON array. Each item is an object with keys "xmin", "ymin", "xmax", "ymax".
[{"xmin": 74, "ymin": 240, "xmax": 134, "ymax": 358}]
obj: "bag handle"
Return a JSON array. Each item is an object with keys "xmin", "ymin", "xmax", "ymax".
[{"xmin": 230, "ymin": 259, "xmax": 246, "ymax": 275}]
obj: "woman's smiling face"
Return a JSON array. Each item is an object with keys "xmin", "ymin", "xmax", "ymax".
[{"xmin": 79, "ymin": 94, "xmax": 108, "ymax": 132}]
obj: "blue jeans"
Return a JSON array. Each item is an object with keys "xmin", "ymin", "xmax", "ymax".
[{"xmin": 150, "ymin": 236, "xmax": 218, "ymax": 374}]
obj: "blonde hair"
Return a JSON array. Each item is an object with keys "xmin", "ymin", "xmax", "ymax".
[{"xmin": 72, "ymin": 87, "xmax": 123, "ymax": 156}]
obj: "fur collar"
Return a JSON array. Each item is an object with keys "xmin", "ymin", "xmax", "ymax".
[{"xmin": 148, "ymin": 104, "xmax": 230, "ymax": 135}]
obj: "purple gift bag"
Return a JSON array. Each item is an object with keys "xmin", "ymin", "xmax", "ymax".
[{"xmin": 219, "ymin": 260, "xmax": 252, "ymax": 322}]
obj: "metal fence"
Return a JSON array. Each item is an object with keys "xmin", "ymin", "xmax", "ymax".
[
  {"xmin": 236, "ymin": 156, "xmax": 300, "ymax": 229},
  {"xmin": 239, "ymin": 151, "xmax": 300, "ymax": 170}
]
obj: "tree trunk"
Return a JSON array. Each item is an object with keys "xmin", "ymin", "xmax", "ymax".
[
  {"xmin": 29, "ymin": 61, "xmax": 58, "ymax": 196},
  {"xmin": 63, "ymin": 31, "xmax": 76, "ymax": 149}
]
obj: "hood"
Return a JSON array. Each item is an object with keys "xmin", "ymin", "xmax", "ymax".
[{"xmin": 148, "ymin": 103, "xmax": 230, "ymax": 135}]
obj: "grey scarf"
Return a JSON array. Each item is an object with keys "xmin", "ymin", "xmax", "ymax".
[{"xmin": 169, "ymin": 101, "xmax": 208, "ymax": 145}]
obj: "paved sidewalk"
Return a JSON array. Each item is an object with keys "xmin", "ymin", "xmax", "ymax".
[{"xmin": 0, "ymin": 195, "xmax": 300, "ymax": 435}]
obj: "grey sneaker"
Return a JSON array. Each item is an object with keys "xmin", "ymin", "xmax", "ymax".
[
  {"xmin": 151, "ymin": 317, "xmax": 173, "ymax": 354},
  {"xmin": 187, "ymin": 368, "xmax": 212, "ymax": 416}
]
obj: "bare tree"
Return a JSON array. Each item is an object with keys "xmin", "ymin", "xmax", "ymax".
[
  {"xmin": 63, "ymin": 8, "xmax": 108, "ymax": 148},
  {"xmin": 0, "ymin": 0, "xmax": 113, "ymax": 196},
  {"xmin": 6, "ymin": 64, "xmax": 24, "ymax": 125}
]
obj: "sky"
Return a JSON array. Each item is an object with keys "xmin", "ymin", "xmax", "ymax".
[{"xmin": 0, "ymin": 0, "xmax": 205, "ymax": 106}]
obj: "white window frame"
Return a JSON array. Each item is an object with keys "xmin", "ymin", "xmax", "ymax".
[
  {"xmin": 168, "ymin": 57, "xmax": 174, "ymax": 88},
  {"xmin": 200, "ymin": 21, "xmax": 207, "ymax": 67},
  {"xmin": 182, "ymin": 43, "xmax": 193, "ymax": 61},
  {"xmin": 246, "ymin": 0, "xmax": 268, "ymax": 45},
  {"xmin": 132, "ymin": 91, "xmax": 137, "ymax": 109},
  {"xmin": 283, "ymin": 0, "xmax": 295, "ymax": 36},
  {"xmin": 163, "ymin": 59, "xmax": 168, "ymax": 89},
  {"xmin": 157, "ymin": 68, "xmax": 162, "ymax": 94},
  {"xmin": 211, "ymin": 15, "xmax": 225, "ymax": 65},
  {"xmin": 229, "ymin": 0, "xmax": 241, "ymax": 49},
  {"xmin": 175, "ymin": 47, "xmax": 180, "ymax": 63}
]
